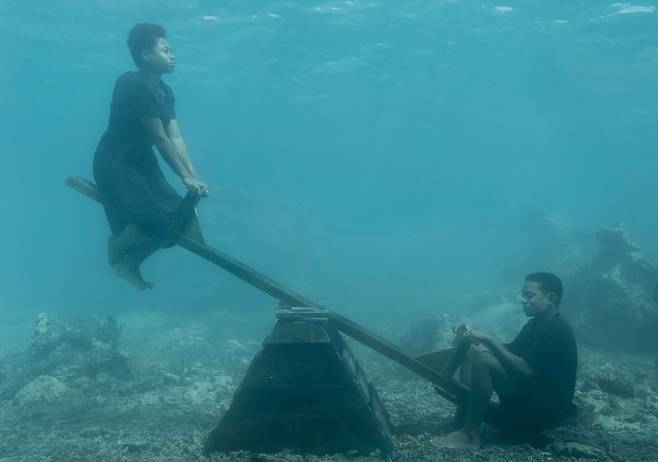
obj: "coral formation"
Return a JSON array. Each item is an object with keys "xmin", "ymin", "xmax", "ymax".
[{"xmin": 567, "ymin": 224, "xmax": 658, "ymax": 351}]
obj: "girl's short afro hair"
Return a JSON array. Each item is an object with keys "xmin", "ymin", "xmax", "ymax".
[{"xmin": 127, "ymin": 23, "xmax": 167, "ymax": 69}]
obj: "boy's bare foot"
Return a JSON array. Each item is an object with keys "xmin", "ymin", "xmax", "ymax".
[
  {"xmin": 439, "ymin": 430, "xmax": 480, "ymax": 450},
  {"xmin": 112, "ymin": 256, "xmax": 154, "ymax": 290},
  {"xmin": 440, "ymin": 417, "xmax": 465, "ymax": 435},
  {"xmin": 440, "ymin": 404, "xmax": 466, "ymax": 434}
]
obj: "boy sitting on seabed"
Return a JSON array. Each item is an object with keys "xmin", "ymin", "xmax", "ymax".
[{"xmin": 418, "ymin": 272, "xmax": 577, "ymax": 449}]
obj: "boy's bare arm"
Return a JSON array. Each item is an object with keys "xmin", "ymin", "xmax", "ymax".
[{"xmin": 466, "ymin": 329, "xmax": 533, "ymax": 378}]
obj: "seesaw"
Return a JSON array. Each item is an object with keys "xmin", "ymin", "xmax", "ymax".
[{"xmin": 67, "ymin": 176, "xmax": 496, "ymax": 455}]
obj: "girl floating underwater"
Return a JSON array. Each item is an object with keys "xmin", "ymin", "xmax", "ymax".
[{"xmin": 93, "ymin": 23, "xmax": 208, "ymax": 290}]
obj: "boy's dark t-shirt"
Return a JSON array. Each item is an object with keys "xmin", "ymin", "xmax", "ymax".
[{"xmin": 501, "ymin": 313, "xmax": 577, "ymax": 429}]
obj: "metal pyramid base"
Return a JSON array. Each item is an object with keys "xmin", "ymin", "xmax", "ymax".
[{"xmin": 204, "ymin": 319, "xmax": 393, "ymax": 455}]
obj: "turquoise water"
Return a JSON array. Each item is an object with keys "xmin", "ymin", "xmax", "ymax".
[{"xmin": 1, "ymin": 1, "xmax": 657, "ymax": 318}]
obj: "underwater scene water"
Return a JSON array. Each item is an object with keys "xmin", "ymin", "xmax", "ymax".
[{"xmin": 1, "ymin": 1, "xmax": 658, "ymax": 461}]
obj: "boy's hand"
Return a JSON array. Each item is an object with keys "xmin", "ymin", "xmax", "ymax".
[{"xmin": 465, "ymin": 328, "xmax": 493, "ymax": 346}]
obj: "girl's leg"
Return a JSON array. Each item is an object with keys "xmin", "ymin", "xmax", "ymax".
[
  {"xmin": 108, "ymin": 223, "xmax": 161, "ymax": 290},
  {"xmin": 108, "ymin": 223, "xmax": 152, "ymax": 265}
]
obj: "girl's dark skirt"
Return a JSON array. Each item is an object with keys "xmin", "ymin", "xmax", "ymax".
[{"xmin": 93, "ymin": 140, "xmax": 185, "ymax": 244}]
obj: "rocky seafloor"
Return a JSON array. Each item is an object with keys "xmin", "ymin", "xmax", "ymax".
[
  {"xmin": 2, "ymin": 223, "xmax": 658, "ymax": 462},
  {"xmin": 1, "ymin": 307, "xmax": 657, "ymax": 462}
]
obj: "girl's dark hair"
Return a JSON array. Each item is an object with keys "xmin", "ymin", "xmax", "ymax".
[{"xmin": 127, "ymin": 23, "xmax": 167, "ymax": 69}]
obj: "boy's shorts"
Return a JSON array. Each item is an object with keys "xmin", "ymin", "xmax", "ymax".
[{"xmin": 489, "ymin": 389, "xmax": 572, "ymax": 435}]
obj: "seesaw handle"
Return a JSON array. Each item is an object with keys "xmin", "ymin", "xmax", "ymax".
[
  {"xmin": 66, "ymin": 176, "xmax": 105, "ymax": 204},
  {"xmin": 167, "ymin": 190, "xmax": 201, "ymax": 239}
]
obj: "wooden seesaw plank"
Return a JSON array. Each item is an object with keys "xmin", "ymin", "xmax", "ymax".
[
  {"xmin": 328, "ymin": 311, "xmax": 468, "ymax": 404},
  {"xmin": 66, "ymin": 176, "xmax": 496, "ymax": 412}
]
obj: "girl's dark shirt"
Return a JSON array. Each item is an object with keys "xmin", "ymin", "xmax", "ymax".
[
  {"xmin": 505, "ymin": 313, "xmax": 577, "ymax": 418},
  {"xmin": 95, "ymin": 71, "xmax": 175, "ymax": 172}
]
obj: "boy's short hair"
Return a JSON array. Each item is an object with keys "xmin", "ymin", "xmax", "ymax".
[
  {"xmin": 127, "ymin": 23, "xmax": 167, "ymax": 69},
  {"xmin": 525, "ymin": 272, "xmax": 563, "ymax": 307}
]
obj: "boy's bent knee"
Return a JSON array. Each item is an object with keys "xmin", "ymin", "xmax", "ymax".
[{"xmin": 471, "ymin": 349, "xmax": 497, "ymax": 366}]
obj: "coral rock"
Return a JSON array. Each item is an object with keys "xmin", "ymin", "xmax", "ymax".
[
  {"xmin": 550, "ymin": 441, "xmax": 604, "ymax": 459},
  {"xmin": 591, "ymin": 364, "xmax": 636, "ymax": 398},
  {"xmin": 30, "ymin": 313, "xmax": 68, "ymax": 354},
  {"xmin": 13, "ymin": 375, "xmax": 71, "ymax": 408}
]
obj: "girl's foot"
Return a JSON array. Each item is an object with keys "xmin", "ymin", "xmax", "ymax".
[
  {"xmin": 112, "ymin": 256, "xmax": 154, "ymax": 290},
  {"xmin": 107, "ymin": 235, "xmax": 124, "ymax": 267}
]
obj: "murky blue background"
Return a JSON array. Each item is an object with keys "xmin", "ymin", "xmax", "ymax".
[{"xmin": 1, "ymin": 1, "xmax": 657, "ymax": 326}]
